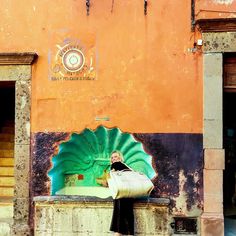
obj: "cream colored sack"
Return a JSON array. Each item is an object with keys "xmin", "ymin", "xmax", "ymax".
[{"xmin": 107, "ymin": 170, "xmax": 154, "ymax": 199}]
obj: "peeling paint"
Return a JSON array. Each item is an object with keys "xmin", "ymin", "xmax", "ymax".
[
  {"xmin": 134, "ymin": 133, "xmax": 203, "ymax": 213},
  {"xmin": 31, "ymin": 132, "xmax": 203, "ymax": 217},
  {"xmin": 31, "ymin": 132, "xmax": 70, "ymax": 195},
  {"xmin": 174, "ymin": 170, "xmax": 188, "ymax": 214}
]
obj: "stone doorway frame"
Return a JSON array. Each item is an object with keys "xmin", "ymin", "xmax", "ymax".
[
  {"xmin": 0, "ymin": 53, "xmax": 37, "ymax": 235},
  {"xmin": 197, "ymin": 19, "xmax": 236, "ymax": 236}
]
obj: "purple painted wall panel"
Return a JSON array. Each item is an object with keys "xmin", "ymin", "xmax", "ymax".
[
  {"xmin": 31, "ymin": 132, "xmax": 203, "ymax": 211},
  {"xmin": 134, "ymin": 133, "xmax": 203, "ymax": 211}
]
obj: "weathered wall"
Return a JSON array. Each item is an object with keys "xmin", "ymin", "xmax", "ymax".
[
  {"xmin": 31, "ymin": 132, "xmax": 203, "ymax": 216},
  {"xmin": 34, "ymin": 199, "xmax": 169, "ymax": 236},
  {"xmin": 2, "ymin": 1, "xmax": 235, "ymax": 235},
  {"xmin": 0, "ymin": 0, "xmax": 202, "ymax": 133}
]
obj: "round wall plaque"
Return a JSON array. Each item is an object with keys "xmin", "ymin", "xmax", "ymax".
[{"xmin": 62, "ymin": 48, "xmax": 85, "ymax": 72}]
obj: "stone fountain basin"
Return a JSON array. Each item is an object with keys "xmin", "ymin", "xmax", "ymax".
[{"xmin": 55, "ymin": 186, "xmax": 111, "ymax": 198}]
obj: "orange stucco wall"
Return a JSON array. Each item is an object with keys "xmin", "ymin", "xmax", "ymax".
[{"xmin": 1, "ymin": 1, "xmax": 205, "ymax": 133}]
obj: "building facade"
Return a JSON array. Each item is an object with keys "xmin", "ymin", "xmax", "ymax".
[{"xmin": 0, "ymin": 0, "xmax": 236, "ymax": 235}]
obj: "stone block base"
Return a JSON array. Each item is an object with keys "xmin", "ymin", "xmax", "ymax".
[
  {"xmin": 34, "ymin": 196, "xmax": 170, "ymax": 236},
  {"xmin": 201, "ymin": 213, "xmax": 224, "ymax": 236},
  {"xmin": 12, "ymin": 223, "xmax": 31, "ymax": 236}
]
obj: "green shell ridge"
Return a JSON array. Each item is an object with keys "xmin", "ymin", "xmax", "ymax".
[{"xmin": 48, "ymin": 126, "xmax": 156, "ymax": 195}]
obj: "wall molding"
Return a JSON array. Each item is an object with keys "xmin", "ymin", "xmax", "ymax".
[
  {"xmin": 0, "ymin": 52, "xmax": 38, "ymax": 65},
  {"xmin": 196, "ymin": 18, "xmax": 236, "ymax": 32}
]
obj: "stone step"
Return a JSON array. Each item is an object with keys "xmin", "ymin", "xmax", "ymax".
[
  {"xmin": 0, "ymin": 203, "xmax": 13, "ymax": 218},
  {"xmin": 0, "ymin": 142, "xmax": 14, "ymax": 150},
  {"xmin": 0, "ymin": 202, "xmax": 13, "ymax": 235},
  {"xmin": 0, "ymin": 167, "xmax": 14, "ymax": 176},
  {"xmin": 0, "ymin": 187, "xmax": 13, "ymax": 197},
  {"xmin": 0, "ymin": 177, "xmax": 14, "ymax": 187},
  {"xmin": 0, "ymin": 220, "xmax": 12, "ymax": 236},
  {"xmin": 1, "ymin": 127, "xmax": 14, "ymax": 134},
  {"xmin": 0, "ymin": 150, "xmax": 14, "ymax": 158},
  {"xmin": 0, "ymin": 158, "xmax": 14, "ymax": 167},
  {"xmin": 0, "ymin": 134, "xmax": 14, "ymax": 142}
]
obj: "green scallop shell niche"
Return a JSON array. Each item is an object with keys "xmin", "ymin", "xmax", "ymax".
[{"xmin": 48, "ymin": 126, "xmax": 156, "ymax": 195}]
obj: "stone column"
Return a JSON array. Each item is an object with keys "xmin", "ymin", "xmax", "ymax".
[
  {"xmin": 201, "ymin": 53, "xmax": 224, "ymax": 236},
  {"xmin": 12, "ymin": 73, "xmax": 32, "ymax": 235},
  {"xmin": 0, "ymin": 53, "xmax": 37, "ymax": 235}
]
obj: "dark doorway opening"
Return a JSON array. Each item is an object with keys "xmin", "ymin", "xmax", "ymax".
[
  {"xmin": 223, "ymin": 53, "xmax": 236, "ymax": 234},
  {"xmin": 223, "ymin": 52, "xmax": 236, "ymax": 211},
  {"xmin": 0, "ymin": 81, "xmax": 15, "ymax": 200},
  {"xmin": 223, "ymin": 92, "xmax": 236, "ymax": 209},
  {"xmin": 0, "ymin": 81, "xmax": 15, "ymax": 126}
]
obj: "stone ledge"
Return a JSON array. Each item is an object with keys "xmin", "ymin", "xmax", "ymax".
[
  {"xmin": 33, "ymin": 195, "xmax": 170, "ymax": 205},
  {"xmin": 34, "ymin": 196, "xmax": 170, "ymax": 235},
  {"xmin": 196, "ymin": 18, "xmax": 236, "ymax": 32},
  {"xmin": 0, "ymin": 52, "xmax": 38, "ymax": 65}
]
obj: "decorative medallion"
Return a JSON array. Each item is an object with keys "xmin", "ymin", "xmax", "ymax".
[
  {"xmin": 50, "ymin": 38, "xmax": 96, "ymax": 81},
  {"xmin": 62, "ymin": 48, "xmax": 85, "ymax": 72}
]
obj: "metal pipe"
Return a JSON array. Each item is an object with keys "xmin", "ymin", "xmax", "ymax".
[{"xmin": 191, "ymin": 0, "xmax": 195, "ymax": 31}]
